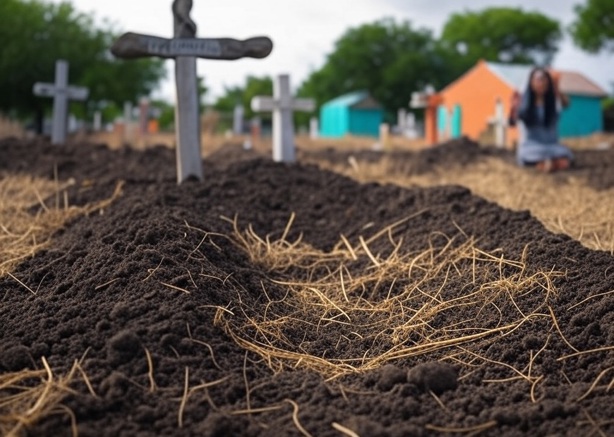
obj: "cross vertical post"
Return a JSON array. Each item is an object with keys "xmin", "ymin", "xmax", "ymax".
[
  {"xmin": 51, "ymin": 60, "xmax": 69, "ymax": 145},
  {"xmin": 233, "ymin": 104, "xmax": 244, "ymax": 135},
  {"xmin": 173, "ymin": 0, "xmax": 202, "ymax": 182},
  {"xmin": 274, "ymin": 75, "xmax": 293, "ymax": 162},
  {"xmin": 495, "ymin": 98, "xmax": 506, "ymax": 148}
]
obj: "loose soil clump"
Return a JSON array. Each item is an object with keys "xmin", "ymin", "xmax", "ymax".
[{"xmin": 1, "ymin": 137, "xmax": 614, "ymax": 436}]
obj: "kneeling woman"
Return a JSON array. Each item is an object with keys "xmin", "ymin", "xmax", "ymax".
[{"xmin": 510, "ymin": 67, "xmax": 573, "ymax": 172}]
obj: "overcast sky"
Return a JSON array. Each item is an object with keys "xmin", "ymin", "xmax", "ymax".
[{"xmin": 49, "ymin": 0, "xmax": 613, "ymax": 102}]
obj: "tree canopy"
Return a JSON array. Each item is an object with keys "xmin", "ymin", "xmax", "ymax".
[
  {"xmin": 213, "ymin": 76, "xmax": 273, "ymax": 119},
  {"xmin": 297, "ymin": 18, "xmax": 462, "ymax": 120},
  {"xmin": 570, "ymin": 0, "xmax": 614, "ymax": 53},
  {"xmin": 0, "ymin": 0, "xmax": 166, "ymax": 120},
  {"xmin": 440, "ymin": 7, "xmax": 562, "ymax": 67}
]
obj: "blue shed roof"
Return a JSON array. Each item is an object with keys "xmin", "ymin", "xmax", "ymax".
[{"xmin": 322, "ymin": 91, "xmax": 382, "ymax": 109}]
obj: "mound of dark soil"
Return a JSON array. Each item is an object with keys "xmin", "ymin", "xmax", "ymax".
[
  {"xmin": 301, "ymin": 137, "xmax": 614, "ymax": 190},
  {"xmin": 1, "ymin": 137, "xmax": 613, "ymax": 437}
]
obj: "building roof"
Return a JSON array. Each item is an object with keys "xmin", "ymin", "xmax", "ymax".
[
  {"xmin": 322, "ymin": 91, "xmax": 382, "ymax": 109},
  {"xmin": 486, "ymin": 61, "xmax": 607, "ymax": 97},
  {"xmin": 559, "ymin": 71, "xmax": 608, "ymax": 97}
]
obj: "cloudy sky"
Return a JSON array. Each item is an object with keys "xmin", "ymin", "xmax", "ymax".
[{"xmin": 49, "ymin": 0, "xmax": 613, "ymax": 102}]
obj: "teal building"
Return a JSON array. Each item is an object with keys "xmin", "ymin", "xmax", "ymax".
[{"xmin": 320, "ymin": 91, "xmax": 383, "ymax": 138}]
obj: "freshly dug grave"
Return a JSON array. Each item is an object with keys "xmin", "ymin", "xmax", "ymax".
[
  {"xmin": 303, "ymin": 139, "xmax": 614, "ymax": 254},
  {"xmin": 1, "ymin": 137, "xmax": 614, "ymax": 437}
]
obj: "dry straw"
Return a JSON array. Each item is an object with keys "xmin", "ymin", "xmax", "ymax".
[
  {"xmin": 0, "ymin": 116, "xmax": 24, "ymax": 139},
  {"xmin": 215, "ymin": 215, "xmax": 563, "ymax": 380},
  {"xmin": 0, "ymin": 174, "xmax": 123, "ymax": 278},
  {"xmin": 0, "ymin": 357, "xmax": 93, "ymax": 437}
]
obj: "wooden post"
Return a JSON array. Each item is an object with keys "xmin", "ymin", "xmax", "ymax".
[
  {"xmin": 495, "ymin": 98, "xmax": 506, "ymax": 148},
  {"xmin": 111, "ymin": 0, "xmax": 273, "ymax": 183},
  {"xmin": 33, "ymin": 60, "xmax": 89, "ymax": 145}
]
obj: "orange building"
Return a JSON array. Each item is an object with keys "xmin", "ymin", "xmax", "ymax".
[{"xmin": 421, "ymin": 60, "xmax": 607, "ymax": 147}]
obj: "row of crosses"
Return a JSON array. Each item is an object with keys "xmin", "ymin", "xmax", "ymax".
[{"xmin": 33, "ymin": 0, "xmax": 315, "ymax": 184}]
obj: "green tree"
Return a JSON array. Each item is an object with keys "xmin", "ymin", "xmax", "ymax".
[
  {"xmin": 440, "ymin": 8, "xmax": 561, "ymax": 67},
  {"xmin": 297, "ymin": 18, "xmax": 460, "ymax": 120},
  {"xmin": 214, "ymin": 76, "xmax": 272, "ymax": 118},
  {"xmin": 150, "ymin": 100, "xmax": 175, "ymax": 131},
  {"xmin": 213, "ymin": 86, "xmax": 243, "ymax": 113},
  {"xmin": 570, "ymin": 0, "xmax": 614, "ymax": 53},
  {"xmin": 243, "ymin": 76, "xmax": 273, "ymax": 119},
  {"xmin": 0, "ymin": 0, "xmax": 166, "ymax": 124},
  {"xmin": 212, "ymin": 76, "xmax": 273, "ymax": 132}
]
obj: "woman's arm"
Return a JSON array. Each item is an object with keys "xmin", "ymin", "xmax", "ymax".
[{"xmin": 516, "ymin": 91, "xmax": 532, "ymax": 123}]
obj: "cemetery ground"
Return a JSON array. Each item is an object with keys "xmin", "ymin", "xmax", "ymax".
[{"xmin": 1, "ymin": 134, "xmax": 614, "ymax": 437}]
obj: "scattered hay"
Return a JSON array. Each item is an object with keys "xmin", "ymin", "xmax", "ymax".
[
  {"xmin": 0, "ymin": 116, "xmax": 24, "ymax": 139},
  {"xmin": 0, "ymin": 174, "xmax": 123, "ymax": 277},
  {"xmin": 215, "ymin": 215, "xmax": 563, "ymax": 379},
  {"xmin": 0, "ymin": 358, "xmax": 83, "ymax": 437}
]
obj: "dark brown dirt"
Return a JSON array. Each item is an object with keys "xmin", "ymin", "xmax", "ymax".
[{"xmin": 1, "ymin": 137, "xmax": 614, "ymax": 437}]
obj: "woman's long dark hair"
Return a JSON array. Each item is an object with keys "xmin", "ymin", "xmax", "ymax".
[{"xmin": 523, "ymin": 67, "xmax": 557, "ymax": 128}]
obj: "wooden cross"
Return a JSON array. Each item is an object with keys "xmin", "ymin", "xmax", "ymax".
[
  {"xmin": 494, "ymin": 98, "xmax": 506, "ymax": 148},
  {"xmin": 111, "ymin": 0, "xmax": 273, "ymax": 183},
  {"xmin": 33, "ymin": 60, "xmax": 89, "ymax": 145},
  {"xmin": 251, "ymin": 74, "xmax": 315, "ymax": 163}
]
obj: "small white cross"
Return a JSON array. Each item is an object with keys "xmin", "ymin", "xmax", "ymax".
[
  {"xmin": 33, "ymin": 60, "xmax": 89, "ymax": 145},
  {"xmin": 251, "ymin": 74, "xmax": 315, "ymax": 162}
]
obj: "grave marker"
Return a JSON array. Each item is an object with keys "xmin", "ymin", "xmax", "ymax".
[
  {"xmin": 397, "ymin": 108, "xmax": 407, "ymax": 132},
  {"xmin": 93, "ymin": 111, "xmax": 102, "ymax": 132},
  {"xmin": 233, "ymin": 104, "xmax": 244, "ymax": 135},
  {"xmin": 243, "ymin": 117, "xmax": 261, "ymax": 150},
  {"xmin": 405, "ymin": 112, "xmax": 418, "ymax": 139},
  {"xmin": 251, "ymin": 74, "xmax": 315, "ymax": 162},
  {"xmin": 494, "ymin": 98, "xmax": 506, "ymax": 148},
  {"xmin": 123, "ymin": 101, "xmax": 134, "ymax": 144},
  {"xmin": 111, "ymin": 0, "xmax": 273, "ymax": 183},
  {"xmin": 309, "ymin": 117, "xmax": 319, "ymax": 140},
  {"xmin": 139, "ymin": 98, "xmax": 150, "ymax": 135},
  {"xmin": 33, "ymin": 60, "xmax": 89, "ymax": 145}
]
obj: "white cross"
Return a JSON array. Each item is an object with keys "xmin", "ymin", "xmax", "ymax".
[
  {"xmin": 111, "ymin": 0, "xmax": 272, "ymax": 184},
  {"xmin": 33, "ymin": 60, "xmax": 89, "ymax": 145},
  {"xmin": 309, "ymin": 117, "xmax": 319, "ymax": 140},
  {"xmin": 233, "ymin": 104, "xmax": 244, "ymax": 135},
  {"xmin": 251, "ymin": 74, "xmax": 315, "ymax": 163},
  {"xmin": 494, "ymin": 98, "xmax": 506, "ymax": 148}
]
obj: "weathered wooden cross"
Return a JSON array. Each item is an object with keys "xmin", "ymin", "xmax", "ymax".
[
  {"xmin": 111, "ymin": 0, "xmax": 273, "ymax": 183},
  {"xmin": 251, "ymin": 74, "xmax": 315, "ymax": 163},
  {"xmin": 33, "ymin": 59, "xmax": 89, "ymax": 145}
]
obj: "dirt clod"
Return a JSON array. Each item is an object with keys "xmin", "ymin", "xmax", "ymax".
[{"xmin": 407, "ymin": 361, "xmax": 458, "ymax": 395}]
